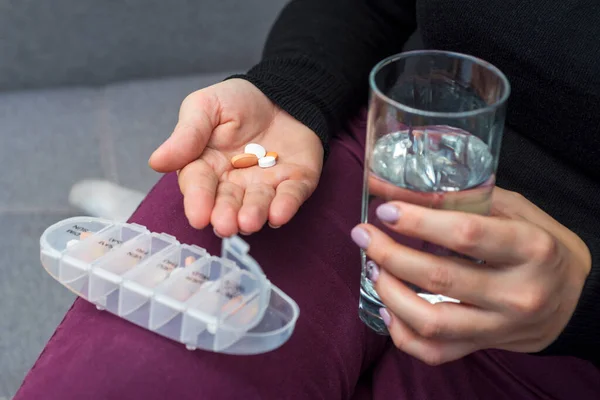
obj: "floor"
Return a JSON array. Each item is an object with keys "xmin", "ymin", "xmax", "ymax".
[{"xmin": 0, "ymin": 71, "xmax": 232, "ymax": 398}]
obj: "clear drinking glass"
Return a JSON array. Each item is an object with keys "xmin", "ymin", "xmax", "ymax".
[{"xmin": 359, "ymin": 50, "xmax": 511, "ymax": 334}]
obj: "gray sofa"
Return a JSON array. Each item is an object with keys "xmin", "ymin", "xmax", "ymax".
[{"xmin": 0, "ymin": 1, "xmax": 286, "ymax": 397}]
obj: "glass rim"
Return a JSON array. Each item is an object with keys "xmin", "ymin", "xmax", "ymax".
[{"xmin": 369, "ymin": 50, "xmax": 511, "ymax": 118}]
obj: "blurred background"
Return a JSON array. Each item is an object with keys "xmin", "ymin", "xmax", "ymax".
[{"xmin": 0, "ymin": 0, "xmax": 286, "ymax": 397}]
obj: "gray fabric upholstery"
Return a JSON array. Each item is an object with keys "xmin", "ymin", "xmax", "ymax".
[{"xmin": 0, "ymin": 0, "xmax": 286, "ymax": 91}]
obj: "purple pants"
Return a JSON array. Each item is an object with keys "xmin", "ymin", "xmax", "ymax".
[{"xmin": 15, "ymin": 114, "xmax": 600, "ymax": 399}]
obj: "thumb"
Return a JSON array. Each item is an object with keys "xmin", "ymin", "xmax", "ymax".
[{"xmin": 149, "ymin": 90, "xmax": 220, "ymax": 172}]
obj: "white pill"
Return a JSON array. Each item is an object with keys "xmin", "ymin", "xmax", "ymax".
[
  {"xmin": 244, "ymin": 143, "xmax": 267, "ymax": 158},
  {"xmin": 258, "ymin": 156, "xmax": 276, "ymax": 168}
]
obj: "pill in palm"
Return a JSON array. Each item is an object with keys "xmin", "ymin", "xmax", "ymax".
[
  {"xmin": 258, "ymin": 156, "xmax": 277, "ymax": 168},
  {"xmin": 244, "ymin": 143, "xmax": 267, "ymax": 158},
  {"xmin": 265, "ymin": 151, "xmax": 278, "ymax": 160},
  {"xmin": 231, "ymin": 153, "xmax": 259, "ymax": 168}
]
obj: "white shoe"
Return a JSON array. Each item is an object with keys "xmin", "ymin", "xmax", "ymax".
[{"xmin": 68, "ymin": 179, "xmax": 147, "ymax": 222}]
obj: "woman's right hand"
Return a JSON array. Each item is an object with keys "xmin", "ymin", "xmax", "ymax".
[{"xmin": 149, "ymin": 78, "xmax": 324, "ymax": 237}]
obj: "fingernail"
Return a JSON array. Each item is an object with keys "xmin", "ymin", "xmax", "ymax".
[
  {"xmin": 213, "ymin": 228, "xmax": 223, "ymax": 238},
  {"xmin": 366, "ymin": 261, "xmax": 380, "ymax": 283},
  {"xmin": 376, "ymin": 203, "xmax": 401, "ymax": 223},
  {"xmin": 379, "ymin": 308, "xmax": 392, "ymax": 327},
  {"xmin": 239, "ymin": 231, "xmax": 251, "ymax": 236},
  {"xmin": 351, "ymin": 226, "xmax": 370, "ymax": 249},
  {"xmin": 268, "ymin": 223, "xmax": 280, "ymax": 229}
]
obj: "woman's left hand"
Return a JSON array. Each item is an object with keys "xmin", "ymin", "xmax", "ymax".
[{"xmin": 351, "ymin": 187, "xmax": 591, "ymax": 365}]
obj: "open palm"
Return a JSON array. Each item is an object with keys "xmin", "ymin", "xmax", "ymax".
[{"xmin": 149, "ymin": 79, "xmax": 324, "ymax": 237}]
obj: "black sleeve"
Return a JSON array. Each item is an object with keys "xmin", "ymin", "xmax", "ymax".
[
  {"xmin": 538, "ymin": 235, "xmax": 600, "ymax": 367},
  {"xmin": 228, "ymin": 0, "xmax": 417, "ymax": 156}
]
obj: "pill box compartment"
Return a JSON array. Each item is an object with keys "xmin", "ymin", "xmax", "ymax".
[
  {"xmin": 148, "ymin": 255, "xmax": 220, "ymax": 331},
  {"xmin": 59, "ymin": 222, "xmax": 148, "ymax": 296},
  {"xmin": 40, "ymin": 217, "xmax": 301, "ymax": 355},
  {"xmin": 40, "ymin": 216, "xmax": 114, "ymax": 279},
  {"xmin": 88, "ymin": 232, "xmax": 179, "ymax": 308},
  {"xmin": 181, "ymin": 260, "xmax": 264, "ymax": 352},
  {"xmin": 118, "ymin": 244, "xmax": 208, "ymax": 319},
  {"xmin": 221, "ymin": 285, "xmax": 298, "ymax": 355}
]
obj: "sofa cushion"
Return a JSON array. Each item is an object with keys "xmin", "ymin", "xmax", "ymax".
[{"xmin": 0, "ymin": 0, "xmax": 286, "ymax": 91}]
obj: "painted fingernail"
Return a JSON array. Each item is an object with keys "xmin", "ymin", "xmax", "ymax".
[
  {"xmin": 366, "ymin": 261, "xmax": 380, "ymax": 283},
  {"xmin": 379, "ymin": 308, "xmax": 392, "ymax": 327},
  {"xmin": 351, "ymin": 226, "xmax": 370, "ymax": 249},
  {"xmin": 376, "ymin": 203, "xmax": 401, "ymax": 223}
]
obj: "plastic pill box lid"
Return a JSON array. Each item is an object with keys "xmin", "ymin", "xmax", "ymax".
[{"xmin": 40, "ymin": 216, "xmax": 300, "ymax": 355}]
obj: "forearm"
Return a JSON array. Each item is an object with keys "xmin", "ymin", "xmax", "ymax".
[{"xmin": 229, "ymin": 0, "xmax": 417, "ymax": 155}]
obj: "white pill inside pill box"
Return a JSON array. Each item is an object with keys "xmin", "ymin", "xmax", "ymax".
[
  {"xmin": 258, "ymin": 156, "xmax": 277, "ymax": 168},
  {"xmin": 244, "ymin": 143, "xmax": 267, "ymax": 159}
]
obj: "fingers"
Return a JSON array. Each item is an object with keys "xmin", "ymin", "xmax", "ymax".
[
  {"xmin": 269, "ymin": 180, "xmax": 313, "ymax": 227},
  {"xmin": 149, "ymin": 91, "xmax": 220, "ymax": 172},
  {"xmin": 374, "ymin": 267, "xmax": 502, "ymax": 340},
  {"xmin": 180, "ymin": 163, "xmax": 313, "ymax": 235},
  {"xmin": 357, "ymin": 225, "xmax": 493, "ymax": 305},
  {"xmin": 382, "ymin": 308, "xmax": 481, "ymax": 366},
  {"xmin": 210, "ymin": 179, "xmax": 309, "ymax": 235},
  {"xmin": 374, "ymin": 201, "xmax": 538, "ymax": 264},
  {"xmin": 178, "ymin": 160, "xmax": 219, "ymax": 229},
  {"xmin": 238, "ymin": 184, "xmax": 276, "ymax": 234},
  {"xmin": 211, "ymin": 182, "xmax": 245, "ymax": 237}
]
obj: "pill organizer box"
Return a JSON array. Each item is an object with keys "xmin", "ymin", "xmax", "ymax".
[{"xmin": 40, "ymin": 216, "xmax": 300, "ymax": 355}]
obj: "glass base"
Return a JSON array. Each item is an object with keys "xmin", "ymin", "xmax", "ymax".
[{"xmin": 358, "ymin": 288, "xmax": 389, "ymax": 335}]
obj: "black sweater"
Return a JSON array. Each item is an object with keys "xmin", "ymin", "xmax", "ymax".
[{"xmin": 233, "ymin": 0, "xmax": 600, "ymax": 365}]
